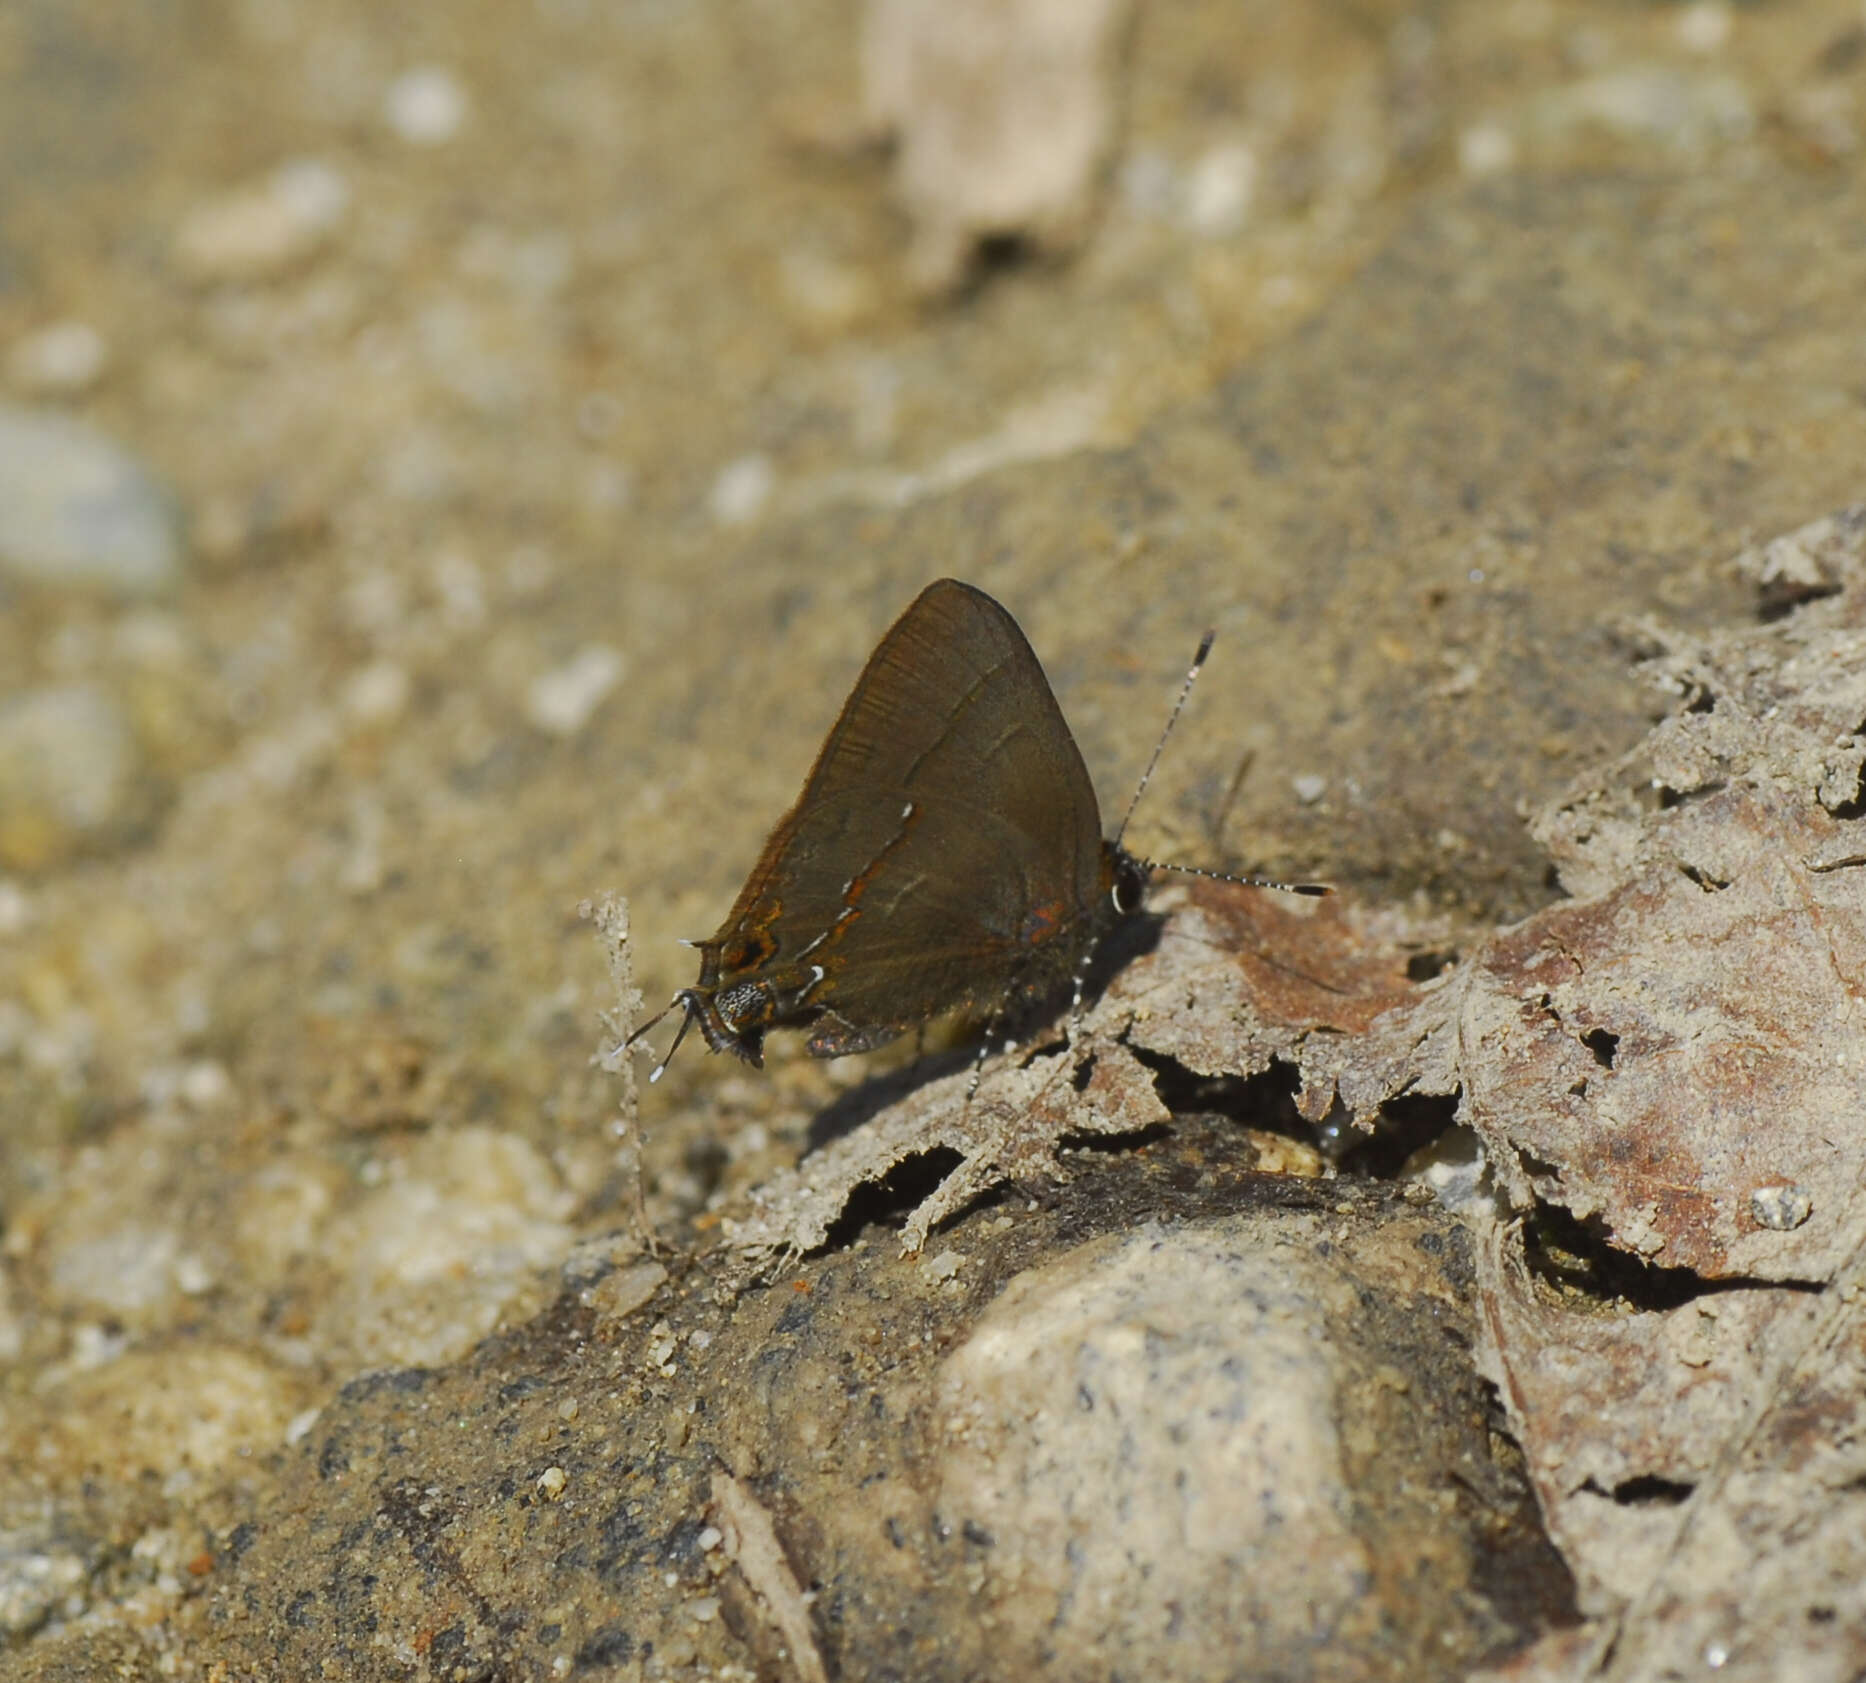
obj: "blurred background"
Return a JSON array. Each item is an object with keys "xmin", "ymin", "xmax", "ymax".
[{"xmin": 2, "ymin": 0, "xmax": 1865, "ymax": 1665}]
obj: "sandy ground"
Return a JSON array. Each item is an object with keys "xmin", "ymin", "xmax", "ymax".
[{"xmin": 3, "ymin": 0, "xmax": 1865, "ymax": 1677}]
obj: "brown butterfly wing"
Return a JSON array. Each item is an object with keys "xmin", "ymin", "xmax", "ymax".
[{"xmin": 700, "ymin": 579, "xmax": 1110, "ymax": 1051}]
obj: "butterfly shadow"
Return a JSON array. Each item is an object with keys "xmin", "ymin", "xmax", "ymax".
[{"xmin": 802, "ymin": 909, "xmax": 1168, "ymax": 1156}]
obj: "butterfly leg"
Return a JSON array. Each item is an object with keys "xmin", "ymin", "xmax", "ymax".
[{"xmin": 1064, "ymin": 942, "xmax": 1100, "ymax": 1064}]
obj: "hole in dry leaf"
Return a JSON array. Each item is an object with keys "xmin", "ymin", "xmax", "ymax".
[
  {"xmin": 1651, "ymin": 779, "xmax": 1724, "ymax": 812},
  {"xmin": 1830, "ymin": 745, "xmax": 1866, "ymax": 820},
  {"xmin": 1138, "ymin": 1054, "xmax": 1308, "ymax": 1136},
  {"xmin": 1058, "ymin": 1122, "xmax": 1172, "ymax": 1158},
  {"xmin": 1583, "ymin": 1474, "xmax": 1695, "ymax": 1508},
  {"xmin": 1332, "ymin": 1092, "xmax": 1462, "ymax": 1177},
  {"xmin": 1137, "ymin": 1050, "xmax": 1462, "ymax": 1180},
  {"xmin": 1405, "ymin": 948, "xmax": 1460, "ymax": 982},
  {"xmin": 1757, "ymin": 584, "xmax": 1842, "ymax": 622},
  {"xmin": 1580, "ymin": 1028, "xmax": 1618, "ymax": 1070},
  {"xmin": 1525, "ymin": 1205, "xmax": 1717, "ymax": 1312},
  {"xmin": 819, "ymin": 1147, "xmax": 968, "ymax": 1250}
]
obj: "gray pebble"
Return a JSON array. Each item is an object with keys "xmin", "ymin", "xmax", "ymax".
[
  {"xmin": 0, "ymin": 404, "xmax": 181, "ymax": 596},
  {"xmin": 0, "ymin": 683, "xmax": 139, "ymax": 870}
]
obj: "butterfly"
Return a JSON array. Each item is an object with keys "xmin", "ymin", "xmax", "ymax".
[{"xmin": 630, "ymin": 579, "xmax": 1324, "ymax": 1080}]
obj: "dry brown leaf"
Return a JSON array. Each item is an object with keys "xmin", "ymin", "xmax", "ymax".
[{"xmin": 713, "ymin": 502, "xmax": 1866, "ymax": 1681}]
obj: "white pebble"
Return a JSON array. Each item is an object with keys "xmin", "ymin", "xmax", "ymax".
[
  {"xmin": 270, "ymin": 158, "xmax": 352, "ymax": 234},
  {"xmin": 696, "ymin": 1525, "xmax": 723, "ymax": 1553},
  {"xmin": 536, "ymin": 1465, "xmax": 568, "ymax": 1501},
  {"xmin": 1675, "ymin": 1, "xmax": 1732, "ymax": 53},
  {"xmin": 181, "ymin": 1060, "xmax": 235, "ymax": 1109},
  {"xmin": 926, "ymin": 1249, "xmax": 962, "ymax": 1282},
  {"xmin": 1458, "ymin": 122, "xmax": 1517, "ymax": 178},
  {"xmin": 1182, "ymin": 142, "xmax": 1258, "ymax": 236},
  {"xmin": 708, "ymin": 453, "xmax": 775, "ymax": 526},
  {"xmin": 341, "ymin": 660, "xmax": 413, "ymax": 726},
  {"xmin": 0, "ymin": 879, "xmax": 32, "ymax": 938},
  {"xmin": 526, "ymin": 645, "xmax": 626, "ymax": 738},
  {"xmin": 172, "ymin": 160, "xmax": 349, "ymax": 283},
  {"xmin": 7, "ymin": 321, "xmax": 108, "ymax": 395},
  {"xmin": 386, "ymin": 67, "xmax": 469, "ymax": 145},
  {"xmin": 1291, "ymin": 774, "xmax": 1328, "ymax": 805}
]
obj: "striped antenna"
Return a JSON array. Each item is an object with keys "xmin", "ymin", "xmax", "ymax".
[
  {"xmin": 1118, "ymin": 628, "xmax": 1331, "ymax": 898},
  {"xmin": 1113, "ymin": 630, "xmax": 1214, "ymax": 847}
]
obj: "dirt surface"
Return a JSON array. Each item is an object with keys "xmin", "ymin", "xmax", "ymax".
[{"xmin": 3, "ymin": 0, "xmax": 1866, "ymax": 1678}]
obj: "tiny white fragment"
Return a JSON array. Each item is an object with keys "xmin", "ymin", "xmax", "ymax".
[
  {"xmin": 709, "ymin": 453, "xmax": 776, "ymax": 526},
  {"xmin": 7, "ymin": 321, "xmax": 108, "ymax": 394},
  {"xmin": 526, "ymin": 645, "xmax": 625, "ymax": 738},
  {"xmin": 385, "ymin": 67, "xmax": 469, "ymax": 145}
]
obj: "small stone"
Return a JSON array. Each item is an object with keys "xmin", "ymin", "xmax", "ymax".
[
  {"xmin": 1675, "ymin": 1, "xmax": 1732, "ymax": 53},
  {"xmin": 0, "ymin": 879, "xmax": 32, "ymax": 937},
  {"xmin": 341, "ymin": 661, "xmax": 412, "ymax": 727},
  {"xmin": 536, "ymin": 1465, "xmax": 568, "ymax": 1501},
  {"xmin": 385, "ymin": 67, "xmax": 469, "ymax": 145},
  {"xmin": 0, "ymin": 683, "xmax": 139, "ymax": 870},
  {"xmin": 1291, "ymin": 774, "xmax": 1328, "ymax": 805},
  {"xmin": 777, "ymin": 248, "xmax": 879, "ymax": 337},
  {"xmin": 709, "ymin": 453, "xmax": 775, "ymax": 526},
  {"xmin": 525, "ymin": 645, "xmax": 625, "ymax": 738},
  {"xmin": 925, "ymin": 1249, "xmax": 962, "ymax": 1282},
  {"xmin": 687, "ymin": 1596, "xmax": 720, "ymax": 1624},
  {"xmin": 0, "ymin": 1527, "xmax": 91, "ymax": 1638},
  {"xmin": 0, "ymin": 404, "xmax": 182, "ymax": 595},
  {"xmin": 581, "ymin": 1260, "xmax": 667, "ymax": 1325},
  {"xmin": 1182, "ymin": 142, "xmax": 1258, "ymax": 237},
  {"xmin": 180, "ymin": 1060, "xmax": 235, "ymax": 1109},
  {"xmin": 696, "ymin": 1525, "xmax": 723, "ymax": 1553},
  {"xmin": 172, "ymin": 159, "xmax": 349, "ymax": 283},
  {"xmin": 1458, "ymin": 122, "xmax": 1517, "ymax": 178},
  {"xmin": 7, "ymin": 321, "xmax": 109, "ymax": 395},
  {"xmin": 1749, "ymin": 1184, "xmax": 1813, "ymax": 1231}
]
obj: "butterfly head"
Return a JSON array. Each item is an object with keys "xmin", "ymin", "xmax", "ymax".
[
  {"xmin": 627, "ymin": 980, "xmax": 774, "ymax": 1082},
  {"xmin": 1108, "ymin": 844, "xmax": 1150, "ymax": 917}
]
